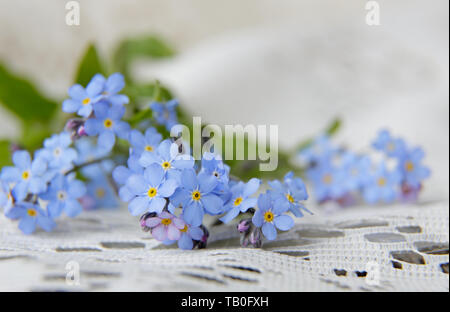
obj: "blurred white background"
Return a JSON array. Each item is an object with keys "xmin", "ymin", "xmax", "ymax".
[{"xmin": 0, "ymin": 0, "xmax": 448, "ymax": 198}]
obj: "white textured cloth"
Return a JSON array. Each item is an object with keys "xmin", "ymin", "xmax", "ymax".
[{"xmin": 1, "ymin": 200, "xmax": 448, "ymax": 292}]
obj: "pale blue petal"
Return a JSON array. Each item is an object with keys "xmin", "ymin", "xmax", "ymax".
[
  {"xmin": 274, "ymin": 215, "xmax": 294, "ymax": 231},
  {"xmin": 47, "ymin": 201, "xmax": 63, "ymax": 218},
  {"xmin": 181, "ymin": 169, "xmax": 197, "ymax": 190},
  {"xmin": 77, "ymin": 104, "xmax": 93, "ymax": 117},
  {"xmin": 144, "ymin": 164, "xmax": 164, "ymax": 187},
  {"xmin": 158, "ymin": 179, "xmax": 178, "ymax": 197},
  {"xmin": 64, "ymin": 199, "xmax": 83, "ymax": 217},
  {"xmin": 13, "ymin": 181, "xmax": 29, "ymax": 201},
  {"xmin": 98, "ymin": 131, "xmax": 115, "ymax": 151},
  {"xmin": 201, "ymin": 194, "xmax": 223, "ymax": 215},
  {"xmin": 68, "ymin": 84, "xmax": 86, "ymax": 100},
  {"xmin": 252, "ymin": 209, "xmax": 264, "ymax": 227},
  {"xmin": 262, "ymin": 222, "xmax": 277, "ymax": 240},
  {"xmin": 183, "ymin": 202, "xmax": 204, "ymax": 227},
  {"xmin": 1, "ymin": 167, "xmax": 20, "ymax": 182},
  {"xmin": 139, "ymin": 151, "xmax": 161, "ymax": 167},
  {"xmin": 242, "ymin": 178, "xmax": 260, "ymax": 198},
  {"xmin": 19, "ymin": 216, "xmax": 36, "ymax": 234},
  {"xmin": 105, "ymin": 73, "xmax": 125, "ymax": 94},
  {"xmin": 189, "ymin": 227, "xmax": 204, "ymax": 240},
  {"xmin": 148, "ymin": 197, "xmax": 166, "ymax": 213},
  {"xmin": 178, "ymin": 234, "xmax": 194, "ymax": 250},
  {"xmin": 199, "ymin": 174, "xmax": 218, "ymax": 194},
  {"xmin": 13, "ymin": 151, "xmax": 31, "ymax": 169},
  {"xmin": 109, "ymin": 94, "xmax": 129, "ymax": 106},
  {"xmin": 36, "ymin": 215, "xmax": 56, "ymax": 232},
  {"xmin": 219, "ymin": 206, "xmax": 240, "ymax": 224},
  {"xmin": 128, "ymin": 196, "xmax": 150, "ymax": 216},
  {"xmin": 84, "ymin": 119, "xmax": 101, "ymax": 136},
  {"xmin": 68, "ymin": 180, "xmax": 86, "ymax": 199},
  {"xmin": 62, "ymin": 99, "xmax": 80, "ymax": 113},
  {"xmin": 126, "ymin": 174, "xmax": 148, "ymax": 195}
]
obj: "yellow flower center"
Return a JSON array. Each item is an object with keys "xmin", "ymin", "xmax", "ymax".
[
  {"xmin": 405, "ymin": 161, "xmax": 414, "ymax": 172},
  {"xmin": 233, "ymin": 197, "xmax": 243, "ymax": 206},
  {"xmin": 387, "ymin": 142, "xmax": 395, "ymax": 152},
  {"xmin": 286, "ymin": 194, "xmax": 295, "ymax": 203},
  {"xmin": 104, "ymin": 119, "xmax": 113, "ymax": 128},
  {"xmin": 82, "ymin": 98, "xmax": 91, "ymax": 106},
  {"xmin": 322, "ymin": 173, "xmax": 333, "ymax": 185},
  {"xmin": 27, "ymin": 209, "xmax": 37, "ymax": 217},
  {"xmin": 162, "ymin": 161, "xmax": 171, "ymax": 170},
  {"xmin": 147, "ymin": 187, "xmax": 157, "ymax": 198},
  {"xmin": 264, "ymin": 211, "xmax": 274, "ymax": 222},
  {"xmin": 180, "ymin": 225, "xmax": 188, "ymax": 233},
  {"xmin": 53, "ymin": 148, "xmax": 62, "ymax": 157},
  {"xmin": 161, "ymin": 218, "xmax": 172, "ymax": 226},
  {"xmin": 96, "ymin": 187, "xmax": 106, "ymax": 198},
  {"xmin": 22, "ymin": 171, "xmax": 30, "ymax": 180},
  {"xmin": 145, "ymin": 145, "xmax": 154, "ymax": 152},
  {"xmin": 192, "ymin": 190, "xmax": 201, "ymax": 201},
  {"xmin": 377, "ymin": 177, "xmax": 386, "ymax": 187},
  {"xmin": 57, "ymin": 191, "xmax": 67, "ymax": 201}
]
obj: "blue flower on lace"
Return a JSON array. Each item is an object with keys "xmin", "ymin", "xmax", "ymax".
[
  {"xmin": 126, "ymin": 163, "xmax": 179, "ymax": 216},
  {"xmin": 150, "ymin": 99, "xmax": 179, "ymax": 131},
  {"xmin": 35, "ymin": 132, "xmax": 77, "ymax": 171},
  {"xmin": 84, "ymin": 102, "xmax": 130, "ymax": 151},
  {"xmin": 0, "ymin": 151, "xmax": 49, "ymax": 202},
  {"xmin": 220, "ymin": 178, "xmax": 260, "ymax": 224},
  {"xmin": 200, "ymin": 152, "xmax": 232, "ymax": 201},
  {"xmin": 129, "ymin": 128, "xmax": 162, "ymax": 158},
  {"xmin": 5, "ymin": 202, "xmax": 56, "ymax": 235},
  {"xmin": 139, "ymin": 139, "xmax": 194, "ymax": 181},
  {"xmin": 170, "ymin": 169, "xmax": 223, "ymax": 227},
  {"xmin": 40, "ymin": 174, "xmax": 86, "ymax": 218},
  {"xmin": 372, "ymin": 129, "xmax": 407, "ymax": 158},
  {"xmin": 398, "ymin": 147, "xmax": 431, "ymax": 188},
  {"xmin": 252, "ymin": 192, "xmax": 293, "ymax": 241},
  {"xmin": 62, "ymin": 74, "xmax": 104, "ymax": 117},
  {"xmin": 269, "ymin": 172, "xmax": 311, "ymax": 218},
  {"xmin": 362, "ymin": 162, "xmax": 402, "ymax": 204}
]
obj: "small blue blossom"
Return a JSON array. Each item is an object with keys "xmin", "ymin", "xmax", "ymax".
[
  {"xmin": 200, "ymin": 152, "xmax": 232, "ymax": 202},
  {"xmin": 40, "ymin": 174, "xmax": 86, "ymax": 218},
  {"xmin": 269, "ymin": 172, "xmax": 311, "ymax": 218},
  {"xmin": 83, "ymin": 174, "xmax": 118, "ymax": 210},
  {"xmin": 220, "ymin": 178, "xmax": 260, "ymax": 223},
  {"xmin": 126, "ymin": 163, "xmax": 179, "ymax": 216},
  {"xmin": 340, "ymin": 153, "xmax": 372, "ymax": 192},
  {"xmin": 177, "ymin": 221, "xmax": 204, "ymax": 250},
  {"xmin": 5, "ymin": 202, "xmax": 56, "ymax": 234},
  {"xmin": 84, "ymin": 102, "xmax": 131, "ymax": 151},
  {"xmin": 139, "ymin": 139, "xmax": 194, "ymax": 181},
  {"xmin": 398, "ymin": 147, "xmax": 431, "ymax": 188},
  {"xmin": 170, "ymin": 169, "xmax": 224, "ymax": 227},
  {"xmin": 306, "ymin": 162, "xmax": 347, "ymax": 202},
  {"xmin": 35, "ymin": 132, "xmax": 77, "ymax": 171},
  {"xmin": 74, "ymin": 137, "xmax": 113, "ymax": 179},
  {"xmin": 150, "ymin": 99, "xmax": 179, "ymax": 131},
  {"xmin": 372, "ymin": 129, "xmax": 407, "ymax": 158},
  {"xmin": 62, "ymin": 74, "xmax": 104, "ymax": 117},
  {"xmin": 0, "ymin": 151, "xmax": 49, "ymax": 201},
  {"xmin": 129, "ymin": 128, "xmax": 162, "ymax": 158},
  {"xmin": 362, "ymin": 162, "xmax": 402, "ymax": 204},
  {"xmin": 93, "ymin": 73, "xmax": 129, "ymax": 106},
  {"xmin": 252, "ymin": 192, "xmax": 293, "ymax": 241}
]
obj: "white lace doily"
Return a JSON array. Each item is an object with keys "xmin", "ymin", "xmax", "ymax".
[{"xmin": 0, "ymin": 200, "xmax": 448, "ymax": 292}]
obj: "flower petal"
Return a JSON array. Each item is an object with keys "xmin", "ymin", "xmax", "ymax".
[
  {"xmin": 262, "ymin": 222, "xmax": 277, "ymax": 240},
  {"xmin": 274, "ymin": 215, "xmax": 294, "ymax": 231},
  {"xmin": 128, "ymin": 196, "xmax": 149, "ymax": 216}
]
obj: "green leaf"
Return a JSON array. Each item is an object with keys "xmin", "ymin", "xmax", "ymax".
[
  {"xmin": 0, "ymin": 63, "xmax": 59, "ymax": 123},
  {"xmin": 113, "ymin": 35, "xmax": 175, "ymax": 80},
  {"xmin": 0, "ymin": 140, "xmax": 12, "ymax": 168},
  {"xmin": 74, "ymin": 44, "xmax": 106, "ymax": 86}
]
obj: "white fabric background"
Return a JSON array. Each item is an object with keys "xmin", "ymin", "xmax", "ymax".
[{"xmin": 0, "ymin": 0, "xmax": 448, "ymax": 291}]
